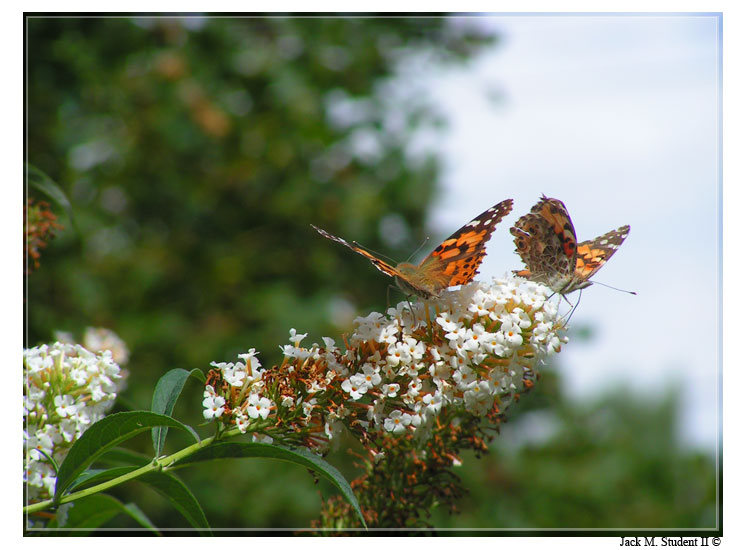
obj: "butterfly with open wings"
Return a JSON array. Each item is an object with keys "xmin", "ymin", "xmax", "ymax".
[{"xmin": 312, "ymin": 199, "xmax": 514, "ymax": 299}]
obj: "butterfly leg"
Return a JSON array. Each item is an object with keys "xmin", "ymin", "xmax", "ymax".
[
  {"xmin": 387, "ymin": 283, "xmax": 417, "ymax": 325},
  {"xmin": 560, "ymin": 291, "xmax": 583, "ymax": 328}
]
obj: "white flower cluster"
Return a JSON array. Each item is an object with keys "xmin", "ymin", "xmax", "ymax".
[
  {"xmin": 204, "ymin": 275, "xmax": 566, "ymax": 451},
  {"xmin": 203, "ymin": 349, "xmax": 274, "ymax": 437},
  {"xmin": 24, "ymin": 342, "xmax": 126, "ymax": 501},
  {"xmin": 334, "ymin": 276, "xmax": 566, "ymax": 439},
  {"xmin": 55, "ymin": 327, "xmax": 130, "ymax": 366}
]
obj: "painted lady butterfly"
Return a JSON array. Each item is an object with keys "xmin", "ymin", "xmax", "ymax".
[
  {"xmin": 312, "ymin": 199, "xmax": 514, "ymax": 299},
  {"xmin": 510, "ymin": 195, "xmax": 630, "ymax": 295}
]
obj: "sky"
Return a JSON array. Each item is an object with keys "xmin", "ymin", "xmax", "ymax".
[{"xmin": 405, "ymin": 14, "xmax": 720, "ymax": 449}]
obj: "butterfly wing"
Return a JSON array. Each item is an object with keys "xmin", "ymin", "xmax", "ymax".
[
  {"xmin": 311, "ymin": 225, "xmax": 400, "ymax": 278},
  {"xmin": 414, "ymin": 198, "xmax": 514, "ymax": 292},
  {"xmin": 511, "ymin": 195, "xmax": 630, "ymax": 295},
  {"xmin": 510, "ymin": 213, "xmax": 559, "ymax": 280},
  {"xmin": 531, "ymin": 196, "xmax": 578, "ymax": 265},
  {"xmin": 573, "ymin": 225, "xmax": 630, "ymax": 282}
]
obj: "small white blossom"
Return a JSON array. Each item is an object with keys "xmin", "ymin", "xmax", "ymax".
[
  {"xmin": 288, "ymin": 328, "xmax": 308, "ymax": 345},
  {"xmin": 384, "ymin": 410, "xmax": 408, "ymax": 434},
  {"xmin": 247, "ymin": 394, "xmax": 273, "ymax": 420},
  {"xmin": 342, "ymin": 374, "xmax": 368, "ymax": 400},
  {"xmin": 202, "ymin": 394, "xmax": 226, "ymax": 420}
]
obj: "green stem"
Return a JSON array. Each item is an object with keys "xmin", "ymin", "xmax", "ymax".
[{"xmin": 24, "ymin": 427, "xmax": 243, "ymax": 515}]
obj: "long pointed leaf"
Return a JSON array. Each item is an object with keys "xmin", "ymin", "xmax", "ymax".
[
  {"xmin": 25, "ymin": 163, "xmax": 76, "ymax": 230},
  {"xmin": 49, "ymin": 494, "xmax": 159, "ymax": 535},
  {"xmin": 54, "ymin": 411, "xmax": 199, "ymax": 500},
  {"xmin": 151, "ymin": 368, "xmax": 204, "ymax": 456},
  {"xmin": 140, "ymin": 472, "xmax": 211, "ymax": 534},
  {"xmin": 175, "ymin": 441, "xmax": 366, "ymax": 528}
]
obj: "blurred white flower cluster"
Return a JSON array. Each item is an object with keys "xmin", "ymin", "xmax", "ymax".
[
  {"xmin": 55, "ymin": 327, "xmax": 130, "ymax": 365},
  {"xmin": 24, "ymin": 338, "xmax": 127, "ymax": 501},
  {"xmin": 203, "ymin": 276, "xmax": 566, "ymax": 451}
]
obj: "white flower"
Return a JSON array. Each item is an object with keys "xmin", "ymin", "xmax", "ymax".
[
  {"xmin": 342, "ymin": 374, "xmax": 368, "ymax": 400},
  {"xmin": 422, "ymin": 392, "xmax": 443, "ymax": 416},
  {"xmin": 53, "ymin": 395, "xmax": 79, "ymax": 418},
  {"xmin": 202, "ymin": 394, "xmax": 226, "ymax": 420},
  {"xmin": 322, "ymin": 337, "xmax": 338, "ymax": 351},
  {"xmin": 210, "ymin": 361, "xmax": 247, "ymax": 387},
  {"xmin": 234, "ymin": 411, "xmax": 250, "ymax": 433},
  {"xmin": 386, "ymin": 341, "xmax": 411, "ymax": 367},
  {"xmin": 299, "ymin": 401, "xmax": 313, "ymax": 419},
  {"xmin": 436, "ymin": 314, "xmax": 460, "ymax": 340},
  {"xmin": 452, "ymin": 364, "xmax": 477, "ymax": 390},
  {"xmin": 382, "ymin": 383, "xmax": 400, "ymax": 398},
  {"xmin": 288, "ymin": 328, "xmax": 308, "ymax": 345},
  {"xmin": 384, "ymin": 411, "xmax": 408, "ymax": 434},
  {"xmin": 406, "ymin": 378, "xmax": 422, "ymax": 398},
  {"xmin": 83, "ymin": 327, "xmax": 130, "ymax": 365},
  {"xmin": 360, "ymin": 365, "xmax": 382, "ymax": 389},
  {"xmin": 238, "ymin": 349, "xmax": 263, "ymax": 376},
  {"xmin": 247, "ymin": 394, "xmax": 273, "ymax": 420}
]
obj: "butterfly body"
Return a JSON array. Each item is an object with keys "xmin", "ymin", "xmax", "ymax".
[
  {"xmin": 313, "ymin": 199, "xmax": 514, "ymax": 299},
  {"xmin": 510, "ymin": 196, "xmax": 629, "ymax": 295}
]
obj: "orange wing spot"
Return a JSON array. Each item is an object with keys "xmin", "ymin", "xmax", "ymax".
[
  {"xmin": 438, "ymin": 247, "xmax": 462, "ymax": 260},
  {"xmin": 455, "ymin": 230, "xmax": 486, "ymax": 247},
  {"xmin": 578, "ymin": 246, "xmax": 605, "ymax": 262},
  {"xmin": 442, "ymin": 261, "xmax": 459, "ymax": 276},
  {"xmin": 434, "ymin": 238, "xmax": 457, "ymax": 252}
]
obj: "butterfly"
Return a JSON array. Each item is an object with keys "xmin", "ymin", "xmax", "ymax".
[
  {"xmin": 312, "ymin": 199, "xmax": 514, "ymax": 299},
  {"xmin": 510, "ymin": 195, "xmax": 630, "ymax": 295}
]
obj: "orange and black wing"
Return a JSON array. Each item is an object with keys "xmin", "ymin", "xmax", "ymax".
[
  {"xmin": 574, "ymin": 225, "xmax": 630, "ymax": 282},
  {"xmin": 419, "ymin": 198, "xmax": 514, "ymax": 289},
  {"xmin": 311, "ymin": 225, "xmax": 400, "ymax": 279}
]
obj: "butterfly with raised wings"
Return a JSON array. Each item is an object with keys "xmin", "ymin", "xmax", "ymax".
[
  {"xmin": 510, "ymin": 195, "xmax": 630, "ymax": 295},
  {"xmin": 312, "ymin": 199, "xmax": 514, "ymax": 299}
]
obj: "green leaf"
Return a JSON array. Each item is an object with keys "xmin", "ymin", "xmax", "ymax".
[
  {"xmin": 97, "ymin": 447, "xmax": 152, "ymax": 467},
  {"xmin": 175, "ymin": 441, "xmax": 366, "ymax": 528},
  {"xmin": 151, "ymin": 368, "xmax": 204, "ymax": 456},
  {"xmin": 121, "ymin": 502, "xmax": 160, "ymax": 534},
  {"xmin": 25, "ymin": 163, "xmax": 76, "ymax": 229},
  {"xmin": 61, "ymin": 468, "xmax": 210, "ymax": 533},
  {"xmin": 50, "ymin": 494, "xmax": 159, "ymax": 535},
  {"xmin": 54, "ymin": 411, "xmax": 199, "ymax": 500},
  {"xmin": 139, "ymin": 472, "xmax": 211, "ymax": 534}
]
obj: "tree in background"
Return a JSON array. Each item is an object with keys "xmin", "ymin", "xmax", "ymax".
[
  {"xmin": 434, "ymin": 368, "xmax": 718, "ymax": 529},
  {"xmin": 26, "ymin": 16, "xmax": 497, "ymax": 528},
  {"xmin": 27, "ymin": 15, "xmax": 494, "ymax": 395}
]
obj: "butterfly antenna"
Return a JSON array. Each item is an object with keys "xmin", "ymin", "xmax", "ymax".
[
  {"xmin": 405, "ymin": 236, "xmax": 430, "ymax": 264},
  {"xmin": 352, "ymin": 240, "xmax": 399, "ymax": 265},
  {"xmin": 590, "ymin": 281, "xmax": 637, "ymax": 295}
]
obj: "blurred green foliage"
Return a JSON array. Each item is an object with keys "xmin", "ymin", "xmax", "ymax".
[
  {"xmin": 26, "ymin": 15, "xmax": 496, "ymax": 529},
  {"xmin": 26, "ymin": 15, "xmax": 494, "ymax": 397},
  {"xmin": 433, "ymin": 371, "xmax": 718, "ymax": 529},
  {"xmin": 25, "ymin": 16, "xmax": 716, "ymax": 532}
]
